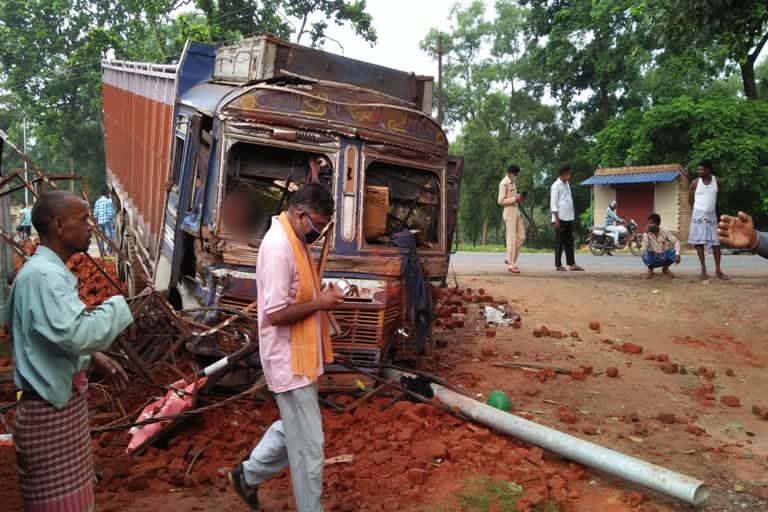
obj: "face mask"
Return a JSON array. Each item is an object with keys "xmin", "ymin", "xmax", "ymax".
[
  {"xmin": 302, "ymin": 213, "xmax": 323, "ymax": 244},
  {"xmin": 646, "ymin": 222, "xmax": 658, "ymax": 232}
]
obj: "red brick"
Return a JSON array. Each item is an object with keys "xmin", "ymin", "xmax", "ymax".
[
  {"xmin": 622, "ymin": 342, "xmax": 643, "ymax": 355},
  {"xmin": 660, "ymin": 362, "xmax": 679, "ymax": 374},
  {"xmin": 589, "ymin": 321, "xmax": 600, "ymax": 331},
  {"xmin": 571, "ymin": 368, "xmax": 585, "ymax": 381},
  {"xmin": 512, "ymin": 319, "xmax": 521, "ymax": 329},
  {"xmin": 411, "ymin": 440, "xmax": 446, "ymax": 460},
  {"xmin": 606, "ymin": 367, "xmax": 619, "ymax": 378},
  {"xmin": 720, "ymin": 395, "xmax": 741, "ymax": 407},
  {"xmin": 752, "ymin": 404, "xmax": 768, "ymax": 420},
  {"xmin": 459, "ymin": 306, "xmax": 468, "ymax": 314},
  {"xmin": 580, "ymin": 364, "xmax": 593, "ymax": 375},
  {"xmin": 539, "ymin": 325, "xmax": 551, "ymax": 336},
  {"xmin": 481, "ymin": 444, "xmax": 501, "ymax": 457},
  {"xmin": 570, "ymin": 330, "xmax": 579, "ymax": 338},
  {"xmin": 686, "ymin": 424, "xmax": 706, "ymax": 436},
  {"xmin": 558, "ymin": 406, "xmax": 579, "ymax": 424},
  {"xmin": 406, "ymin": 468, "xmax": 426, "ymax": 485},
  {"xmin": 581, "ymin": 424, "xmax": 598, "ymax": 435},
  {"xmin": 526, "ymin": 447, "xmax": 544, "ymax": 464},
  {"xmin": 644, "ymin": 353, "xmax": 657, "ymax": 361},
  {"xmin": 446, "ymin": 295, "xmax": 463, "ymax": 306},
  {"xmin": 485, "ymin": 327, "xmax": 496, "ymax": 338},
  {"xmin": 628, "ymin": 491, "xmax": 646, "ymax": 507},
  {"xmin": 656, "ymin": 353, "xmax": 669, "ymax": 362},
  {"xmin": 696, "ymin": 398, "xmax": 716, "ymax": 408},
  {"xmin": 478, "ymin": 288, "xmax": 486, "ymax": 295},
  {"xmin": 549, "ymin": 330, "xmax": 564, "ymax": 339},
  {"xmin": 658, "ymin": 413, "xmax": 676, "ymax": 424},
  {"xmin": 533, "ymin": 328, "xmax": 543, "ymax": 338}
]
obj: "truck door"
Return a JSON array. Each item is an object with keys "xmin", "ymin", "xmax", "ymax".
[{"xmin": 446, "ymin": 154, "xmax": 464, "ymax": 253}]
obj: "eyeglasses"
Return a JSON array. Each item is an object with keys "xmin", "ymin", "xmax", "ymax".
[{"xmin": 304, "ymin": 211, "xmax": 331, "ymax": 234}]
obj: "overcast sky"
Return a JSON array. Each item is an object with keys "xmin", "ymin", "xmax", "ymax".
[{"xmin": 302, "ymin": 0, "xmax": 474, "ymax": 78}]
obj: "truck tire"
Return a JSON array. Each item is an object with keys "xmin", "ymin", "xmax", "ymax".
[{"xmin": 116, "ymin": 212, "xmax": 148, "ymax": 296}]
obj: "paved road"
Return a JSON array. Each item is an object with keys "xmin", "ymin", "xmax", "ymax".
[{"xmin": 449, "ymin": 251, "xmax": 768, "ymax": 277}]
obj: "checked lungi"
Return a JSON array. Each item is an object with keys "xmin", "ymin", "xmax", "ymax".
[{"xmin": 14, "ymin": 380, "xmax": 94, "ymax": 512}]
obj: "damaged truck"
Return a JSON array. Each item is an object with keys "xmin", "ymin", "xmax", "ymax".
[{"xmin": 101, "ymin": 35, "xmax": 463, "ymax": 372}]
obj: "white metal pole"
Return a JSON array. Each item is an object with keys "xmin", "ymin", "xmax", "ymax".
[{"xmin": 23, "ymin": 117, "xmax": 28, "ymax": 205}]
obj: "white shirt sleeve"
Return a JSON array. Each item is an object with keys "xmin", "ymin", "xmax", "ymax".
[{"xmin": 550, "ymin": 182, "xmax": 559, "ymax": 213}]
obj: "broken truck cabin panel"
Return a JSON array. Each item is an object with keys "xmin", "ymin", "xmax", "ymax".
[{"xmin": 101, "ymin": 35, "xmax": 463, "ymax": 368}]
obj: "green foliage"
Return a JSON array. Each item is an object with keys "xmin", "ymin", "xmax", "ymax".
[
  {"xmin": 285, "ymin": 0, "xmax": 376, "ymax": 47},
  {"xmin": 0, "ymin": 0, "xmax": 376, "ymax": 199},
  {"xmin": 593, "ymin": 93, "xmax": 768, "ymax": 225}
]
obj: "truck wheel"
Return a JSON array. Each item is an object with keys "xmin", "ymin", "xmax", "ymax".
[{"xmin": 116, "ymin": 214, "xmax": 148, "ymax": 296}]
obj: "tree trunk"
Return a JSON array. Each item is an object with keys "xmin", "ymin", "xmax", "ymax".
[
  {"xmin": 741, "ymin": 62, "xmax": 758, "ymax": 100},
  {"xmin": 742, "ymin": 30, "xmax": 768, "ymax": 100},
  {"xmin": 481, "ymin": 218, "xmax": 488, "ymax": 245}
]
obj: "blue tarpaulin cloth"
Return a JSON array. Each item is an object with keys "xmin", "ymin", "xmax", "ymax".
[{"xmin": 581, "ymin": 171, "xmax": 680, "ymax": 185}]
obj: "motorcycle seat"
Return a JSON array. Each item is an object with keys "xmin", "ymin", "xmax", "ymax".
[{"xmin": 592, "ymin": 228, "xmax": 605, "ymax": 235}]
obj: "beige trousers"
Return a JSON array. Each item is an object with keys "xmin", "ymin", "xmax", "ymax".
[{"xmin": 505, "ymin": 208, "xmax": 525, "ymax": 266}]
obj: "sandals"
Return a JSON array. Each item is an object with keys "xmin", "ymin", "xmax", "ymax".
[
  {"xmin": 508, "ymin": 266, "xmax": 521, "ymax": 274},
  {"xmin": 569, "ymin": 265, "xmax": 585, "ymax": 271},
  {"xmin": 555, "ymin": 266, "xmax": 567, "ymax": 272}
]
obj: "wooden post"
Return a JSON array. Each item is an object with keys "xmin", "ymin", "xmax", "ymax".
[{"xmin": 481, "ymin": 218, "xmax": 488, "ymax": 246}]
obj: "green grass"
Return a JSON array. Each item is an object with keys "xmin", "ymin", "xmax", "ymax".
[
  {"xmin": 405, "ymin": 475, "xmax": 561, "ymax": 512},
  {"xmin": 457, "ymin": 475, "xmax": 561, "ymax": 512},
  {"xmin": 457, "ymin": 243, "xmax": 552, "ymax": 253}
]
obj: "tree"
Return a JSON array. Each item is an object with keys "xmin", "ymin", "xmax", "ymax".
[
  {"xmin": 592, "ymin": 93, "xmax": 768, "ymax": 225},
  {"xmin": 284, "ymin": 0, "xmax": 376, "ymax": 47},
  {"xmin": 422, "ymin": 0, "xmax": 576, "ymax": 247},
  {"xmin": 643, "ymin": 0, "xmax": 768, "ymax": 99},
  {"xmin": 521, "ymin": 0, "xmax": 646, "ymax": 133}
]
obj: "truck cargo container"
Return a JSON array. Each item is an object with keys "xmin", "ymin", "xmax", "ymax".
[{"xmin": 101, "ymin": 35, "xmax": 463, "ymax": 368}]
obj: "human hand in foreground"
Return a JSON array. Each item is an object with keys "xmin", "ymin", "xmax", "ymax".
[
  {"xmin": 316, "ymin": 282, "xmax": 345, "ymax": 310},
  {"xmin": 674, "ymin": 254, "xmax": 681, "ymax": 265},
  {"xmin": 92, "ymin": 352, "xmax": 129, "ymax": 392},
  {"xmin": 718, "ymin": 212, "xmax": 758, "ymax": 249}
]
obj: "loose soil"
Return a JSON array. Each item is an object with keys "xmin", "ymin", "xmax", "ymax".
[{"xmin": 1, "ymin": 265, "xmax": 767, "ymax": 511}]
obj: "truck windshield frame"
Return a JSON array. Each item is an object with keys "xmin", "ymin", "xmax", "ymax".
[
  {"xmin": 215, "ymin": 132, "xmax": 339, "ymax": 240},
  {"xmin": 359, "ymin": 151, "xmax": 445, "ymax": 254}
]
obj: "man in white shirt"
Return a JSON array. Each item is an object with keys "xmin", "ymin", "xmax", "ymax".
[{"xmin": 550, "ymin": 165, "xmax": 584, "ymax": 272}]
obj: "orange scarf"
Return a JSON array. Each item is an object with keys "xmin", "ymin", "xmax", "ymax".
[{"xmin": 278, "ymin": 212, "xmax": 333, "ymax": 380}]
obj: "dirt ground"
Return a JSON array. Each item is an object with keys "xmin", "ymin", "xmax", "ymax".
[{"xmin": 2, "ymin": 267, "xmax": 768, "ymax": 511}]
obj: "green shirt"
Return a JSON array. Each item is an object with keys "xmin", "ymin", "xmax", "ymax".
[{"xmin": 9, "ymin": 246, "xmax": 133, "ymax": 408}]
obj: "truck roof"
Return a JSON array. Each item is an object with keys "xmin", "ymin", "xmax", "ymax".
[{"xmin": 213, "ymin": 35, "xmax": 432, "ymax": 109}]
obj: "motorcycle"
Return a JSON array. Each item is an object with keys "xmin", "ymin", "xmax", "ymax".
[{"xmin": 588, "ymin": 219, "xmax": 642, "ymax": 256}]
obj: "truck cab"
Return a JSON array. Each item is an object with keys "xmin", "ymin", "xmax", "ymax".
[{"xmin": 102, "ymin": 36, "xmax": 463, "ymax": 369}]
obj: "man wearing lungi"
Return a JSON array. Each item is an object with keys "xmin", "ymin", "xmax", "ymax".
[
  {"xmin": 9, "ymin": 190, "xmax": 133, "ymax": 512},
  {"xmin": 641, "ymin": 213, "xmax": 681, "ymax": 279},
  {"xmin": 688, "ymin": 159, "xmax": 728, "ymax": 280},
  {"xmin": 229, "ymin": 183, "xmax": 344, "ymax": 511}
]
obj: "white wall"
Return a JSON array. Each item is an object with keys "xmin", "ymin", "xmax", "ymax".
[
  {"xmin": 593, "ymin": 185, "xmax": 616, "ymax": 226},
  {"xmin": 654, "ymin": 181, "xmax": 679, "ymax": 231}
]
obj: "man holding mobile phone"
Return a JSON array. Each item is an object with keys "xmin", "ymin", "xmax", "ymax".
[{"xmin": 498, "ymin": 164, "xmax": 526, "ymax": 273}]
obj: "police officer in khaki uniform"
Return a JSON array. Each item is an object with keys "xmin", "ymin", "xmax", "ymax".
[{"xmin": 498, "ymin": 164, "xmax": 526, "ymax": 273}]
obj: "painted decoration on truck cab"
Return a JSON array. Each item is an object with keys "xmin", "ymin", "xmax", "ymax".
[{"xmin": 226, "ymin": 86, "xmax": 447, "ymax": 146}]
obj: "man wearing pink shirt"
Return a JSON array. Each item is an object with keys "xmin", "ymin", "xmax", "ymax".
[{"xmin": 229, "ymin": 184, "xmax": 343, "ymax": 511}]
